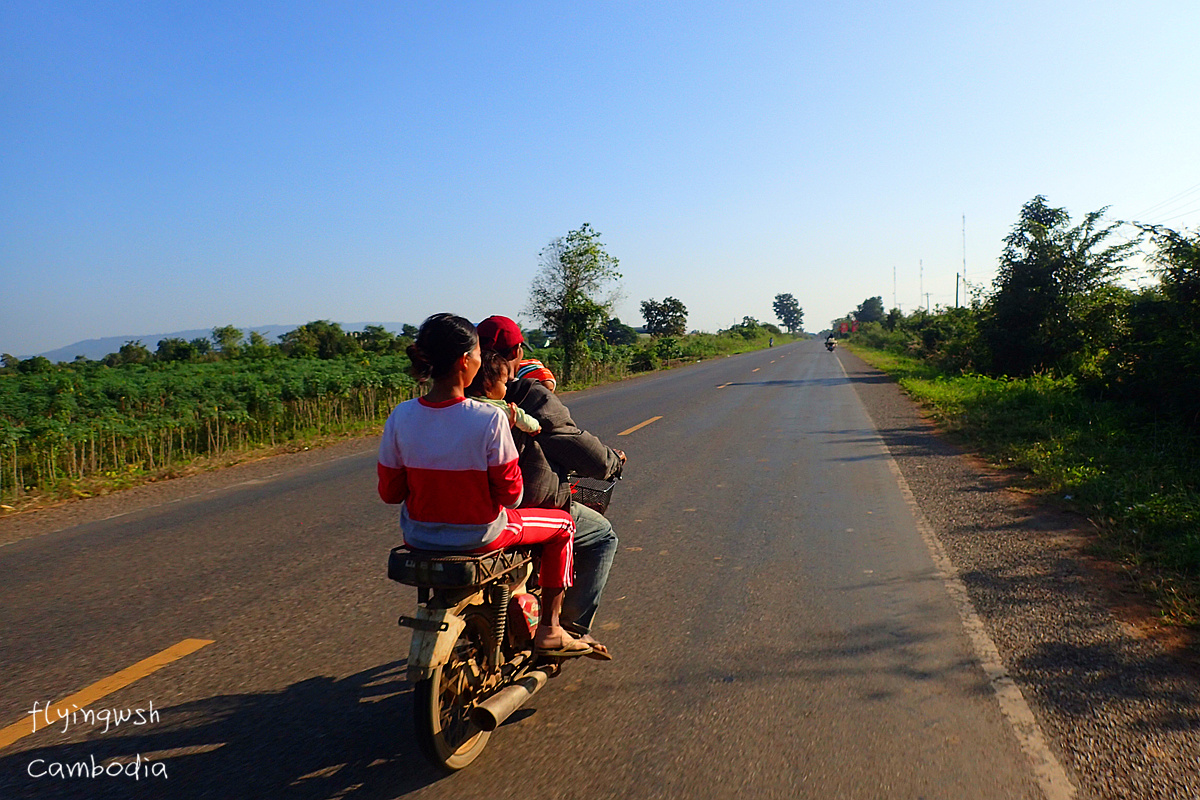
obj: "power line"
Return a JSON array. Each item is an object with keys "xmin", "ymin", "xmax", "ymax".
[
  {"xmin": 1157, "ymin": 203, "xmax": 1200, "ymax": 225},
  {"xmin": 1143, "ymin": 197, "xmax": 1200, "ymax": 223},
  {"xmin": 1131, "ymin": 180, "xmax": 1200, "ymax": 220}
]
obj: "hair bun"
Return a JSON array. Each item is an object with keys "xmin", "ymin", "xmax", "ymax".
[{"xmin": 406, "ymin": 343, "xmax": 432, "ymax": 382}]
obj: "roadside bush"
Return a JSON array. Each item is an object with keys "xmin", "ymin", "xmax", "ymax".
[
  {"xmin": 851, "ymin": 321, "xmax": 911, "ymax": 353},
  {"xmin": 629, "ymin": 346, "xmax": 659, "ymax": 372},
  {"xmin": 654, "ymin": 337, "xmax": 683, "ymax": 362},
  {"xmin": 679, "ymin": 334, "xmax": 722, "ymax": 359}
]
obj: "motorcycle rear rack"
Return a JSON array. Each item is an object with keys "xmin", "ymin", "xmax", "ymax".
[{"xmin": 388, "ymin": 545, "xmax": 533, "ymax": 589}]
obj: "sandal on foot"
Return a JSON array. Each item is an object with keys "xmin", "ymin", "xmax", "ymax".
[
  {"xmin": 584, "ymin": 641, "xmax": 613, "ymax": 661},
  {"xmin": 535, "ymin": 632, "xmax": 593, "ymax": 658}
]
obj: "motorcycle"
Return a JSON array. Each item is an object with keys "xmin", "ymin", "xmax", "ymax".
[
  {"xmin": 825, "ymin": 339, "xmax": 837, "ymax": 351},
  {"xmin": 388, "ymin": 475, "xmax": 618, "ymax": 772}
]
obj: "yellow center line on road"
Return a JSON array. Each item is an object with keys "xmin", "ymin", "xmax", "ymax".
[
  {"xmin": 0, "ymin": 638, "xmax": 214, "ymax": 750},
  {"xmin": 618, "ymin": 416, "xmax": 662, "ymax": 436},
  {"xmin": 716, "ymin": 383, "xmax": 731, "ymax": 389},
  {"xmin": 751, "ymin": 368, "xmax": 760, "ymax": 372}
]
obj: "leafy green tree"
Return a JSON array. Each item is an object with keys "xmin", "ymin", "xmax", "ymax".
[
  {"xmin": 1116, "ymin": 224, "xmax": 1200, "ymax": 419},
  {"xmin": 1, "ymin": 354, "xmax": 19, "ymax": 372},
  {"xmin": 401, "ymin": 324, "xmax": 419, "ymax": 340},
  {"xmin": 278, "ymin": 327, "xmax": 318, "ymax": 358},
  {"xmin": 103, "ymin": 341, "xmax": 152, "ymax": 367},
  {"xmin": 156, "ymin": 338, "xmax": 196, "ymax": 362},
  {"xmin": 602, "ymin": 318, "xmax": 639, "ymax": 345},
  {"xmin": 640, "ymin": 297, "xmax": 688, "ymax": 337},
  {"xmin": 244, "ymin": 331, "xmax": 276, "ymax": 359},
  {"xmin": 18, "ymin": 356, "xmax": 53, "ymax": 374},
  {"xmin": 211, "ymin": 325, "xmax": 243, "ymax": 358},
  {"xmin": 729, "ymin": 316, "xmax": 763, "ymax": 340},
  {"xmin": 981, "ymin": 195, "xmax": 1136, "ymax": 376},
  {"xmin": 524, "ymin": 328, "xmax": 550, "ymax": 348},
  {"xmin": 854, "ymin": 296, "xmax": 885, "ymax": 324},
  {"xmin": 190, "ymin": 338, "xmax": 212, "ymax": 357},
  {"xmin": 279, "ymin": 321, "xmax": 362, "ymax": 359},
  {"xmin": 1142, "ymin": 223, "xmax": 1200, "ymax": 308},
  {"xmin": 359, "ymin": 325, "xmax": 397, "ymax": 354},
  {"xmin": 526, "ymin": 223, "xmax": 621, "ymax": 383},
  {"xmin": 772, "ymin": 293, "xmax": 804, "ymax": 332}
]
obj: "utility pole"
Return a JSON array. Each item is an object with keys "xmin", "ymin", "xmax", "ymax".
[
  {"xmin": 956, "ymin": 273, "xmax": 960, "ymax": 307},
  {"xmin": 962, "ymin": 214, "xmax": 967, "ymax": 282}
]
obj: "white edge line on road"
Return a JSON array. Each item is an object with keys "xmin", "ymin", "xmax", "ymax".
[{"xmin": 836, "ymin": 355, "xmax": 1077, "ymax": 800}]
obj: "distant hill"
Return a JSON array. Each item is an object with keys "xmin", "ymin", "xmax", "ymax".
[{"xmin": 35, "ymin": 323, "xmax": 413, "ymax": 363}]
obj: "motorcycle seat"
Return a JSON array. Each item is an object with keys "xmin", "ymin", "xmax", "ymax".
[{"xmin": 387, "ymin": 545, "xmax": 534, "ymax": 588}]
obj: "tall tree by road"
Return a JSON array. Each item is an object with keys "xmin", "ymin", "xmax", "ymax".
[
  {"xmin": 212, "ymin": 325, "xmax": 244, "ymax": 358},
  {"xmin": 854, "ymin": 297, "xmax": 884, "ymax": 324},
  {"xmin": 603, "ymin": 317, "xmax": 639, "ymax": 345},
  {"xmin": 1119, "ymin": 223, "xmax": 1200, "ymax": 419},
  {"xmin": 526, "ymin": 223, "xmax": 621, "ymax": 383},
  {"xmin": 772, "ymin": 293, "xmax": 804, "ymax": 333},
  {"xmin": 641, "ymin": 297, "xmax": 688, "ymax": 337},
  {"xmin": 982, "ymin": 195, "xmax": 1135, "ymax": 376}
]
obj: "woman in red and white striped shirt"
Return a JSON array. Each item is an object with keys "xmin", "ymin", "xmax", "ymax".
[{"xmin": 378, "ymin": 313, "xmax": 591, "ymax": 658}]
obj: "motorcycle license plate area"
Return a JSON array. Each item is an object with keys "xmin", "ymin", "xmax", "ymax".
[{"xmin": 408, "ymin": 607, "xmax": 467, "ymax": 680}]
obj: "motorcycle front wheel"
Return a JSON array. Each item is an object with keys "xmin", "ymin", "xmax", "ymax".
[{"xmin": 413, "ymin": 606, "xmax": 496, "ymax": 772}]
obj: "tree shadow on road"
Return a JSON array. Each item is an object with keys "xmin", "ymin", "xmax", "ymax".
[{"xmin": 0, "ymin": 659, "xmax": 456, "ymax": 800}]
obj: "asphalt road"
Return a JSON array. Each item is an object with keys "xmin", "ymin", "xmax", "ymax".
[{"xmin": 0, "ymin": 340, "xmax": 1081, "ymax": 798}]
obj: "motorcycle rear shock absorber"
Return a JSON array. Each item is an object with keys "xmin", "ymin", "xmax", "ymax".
[{"xmin": 489, "ymin": 582, "xmax": 510, "ymax": 667}]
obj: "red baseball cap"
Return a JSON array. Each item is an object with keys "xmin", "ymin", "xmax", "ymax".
[{"xmin": 477, "ymin": 315, "xmax": 525, "ymax": 353}]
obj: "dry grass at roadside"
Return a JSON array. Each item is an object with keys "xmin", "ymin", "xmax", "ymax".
[{"xmin": 0, "ymin": 421, "xmax": 385, "ymax": 517}]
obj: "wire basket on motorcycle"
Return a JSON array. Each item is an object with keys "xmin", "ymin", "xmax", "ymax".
[{"xmin": 568, "ymin": 476, "xmax": 617, "ymax": 514}]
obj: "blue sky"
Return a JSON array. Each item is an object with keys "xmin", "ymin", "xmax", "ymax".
[{"xmin": 3, "ymin": 1, "xmax": 1198, "ymax": 356}]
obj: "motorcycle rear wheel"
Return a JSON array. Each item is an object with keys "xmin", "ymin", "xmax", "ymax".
[{"xmin": 413, "ymin": 607, "xmax": 496, "ymax": 772}]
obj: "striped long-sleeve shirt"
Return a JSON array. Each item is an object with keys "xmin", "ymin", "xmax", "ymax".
[{"xmin": 377, "ymin": 396, "xmax": 523, "ymax": 550}]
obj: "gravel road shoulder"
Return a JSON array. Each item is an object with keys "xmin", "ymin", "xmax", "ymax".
[{"xmin": 841, "ymin": 349, "xmax": 1200, "ymax": 800}]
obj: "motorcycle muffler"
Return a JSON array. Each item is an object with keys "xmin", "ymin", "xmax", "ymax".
[{"xmin": 470, "ymin": 668, "xmax": 551, "ymax": 731}]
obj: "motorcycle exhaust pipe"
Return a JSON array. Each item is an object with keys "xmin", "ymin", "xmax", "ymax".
[{"xmin": 470, "ymin": 668, "xmax": 551, "ymax": 731}]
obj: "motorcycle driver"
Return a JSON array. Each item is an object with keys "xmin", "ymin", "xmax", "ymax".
[{"xmin": 477, "ymin": 315, "xmax": 623, "ymax": 661}]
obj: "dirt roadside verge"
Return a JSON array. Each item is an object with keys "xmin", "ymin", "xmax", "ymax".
[{"xmin": 842, "ymin": 349, "xmax": 1200, "ymax": 800}]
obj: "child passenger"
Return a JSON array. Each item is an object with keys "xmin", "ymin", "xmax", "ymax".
[{"xmin": 467, "ymin": 350, "xmax": 541, "ymax": 435}]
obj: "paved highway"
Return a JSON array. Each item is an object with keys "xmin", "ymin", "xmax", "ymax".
[{"xmin": 1, "ymin": 340, "xmax": 1060, "ymax": 798}]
